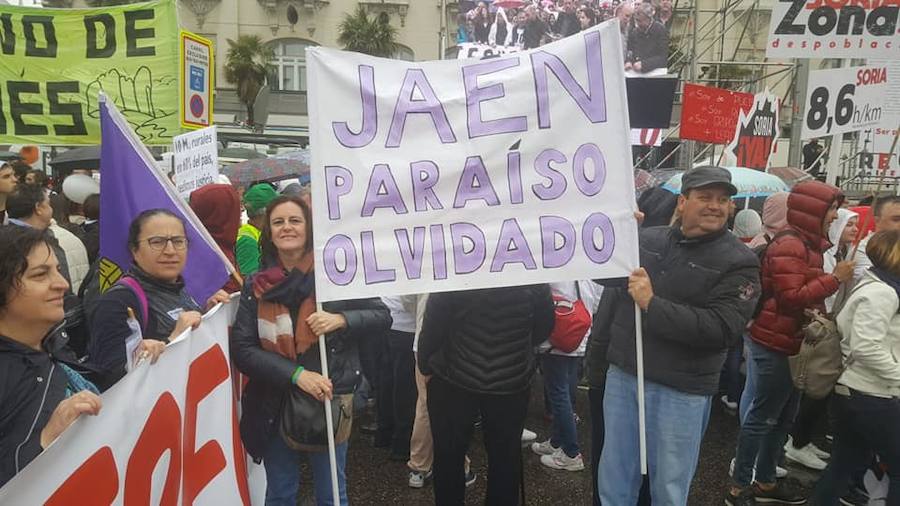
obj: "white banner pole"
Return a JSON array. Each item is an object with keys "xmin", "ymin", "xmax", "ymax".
[
  {"xmin": 316, "ymin": 302, "xmax": 341, "ymax": 506},
  {"xmin": 634, "ymin": 302, "xmax": 648, "ymax": 474}
]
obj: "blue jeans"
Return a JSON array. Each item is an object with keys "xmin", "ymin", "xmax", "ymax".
[
  {"xmin": 262, "ymin": 434, "xmax": 349, "ymax": 506},
  {"xmin": 542, "ymin": 353, "xmax": 581, "ymax": 457},
  {"xmin": 598, "ymin": 365, "xmax": 712, "ymax": 506},
  {"xmin": 739, "ymin": 334, "xmax": 755, "ymax": 425},
  {"xmin": 733, "ymin": 338, "xmax": 800, "ymax": 487}
]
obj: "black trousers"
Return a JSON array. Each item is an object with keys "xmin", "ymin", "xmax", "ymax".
[
  {"xmin": 428, "ymin": 375, "xmax": 529, "ymax": 506},
  {"xmin": 358, "ymin": 326, "xmax": 385, "ymax": 399},
  {"xmin": 374, "ymin": 329, "xmax": 417, "ymax": 457},
  {"xmin": 589, "ymin": 383, "xmax": 651, "ymax": 506},
  {"xmin": 790, "ymin": 394, "xmax": 829, "ymax": 449}
]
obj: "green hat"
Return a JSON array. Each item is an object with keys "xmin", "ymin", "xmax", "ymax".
[{"xmin": 243, "ymin": 183, "xmax": 278, "ymax": 216}]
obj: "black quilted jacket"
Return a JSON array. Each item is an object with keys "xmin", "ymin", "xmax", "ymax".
[{"xmin": 418, "ymin": 285, "xmax": 555, "ymax": 395}]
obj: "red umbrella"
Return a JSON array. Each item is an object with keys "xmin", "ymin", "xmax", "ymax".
[{"xmin": 494, "ymin": 0, "xmax": 526, "ymax": 8}]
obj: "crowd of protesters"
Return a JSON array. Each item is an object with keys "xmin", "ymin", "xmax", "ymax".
[
  {"xmin": 457, "ymin": 0, "xmax": 671, "ymax": 74},
  {"xmin": 2, "ymin": 152, "xmax": 900, "ymax": 506}
]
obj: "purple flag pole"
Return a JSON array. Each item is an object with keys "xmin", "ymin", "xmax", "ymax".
[{"xmin": 98, "ymin": 93, "xmax": 232, "ymax": 303}]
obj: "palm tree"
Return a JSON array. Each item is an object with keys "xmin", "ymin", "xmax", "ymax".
[
  {"xmin": 224, "ymin": 35, "xmax": 273, "ymax": 126},
  {"xmin": 337, "ymin": 6, "xmax": 399, "ymax": 58}
]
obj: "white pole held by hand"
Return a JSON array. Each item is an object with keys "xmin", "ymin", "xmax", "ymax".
[
  {"xmin": 634, "ymin": 302, "xmax": 648, "ymax": 475},
  {"xmin": 316, "ymin": 302, "xmax": 341, "ymax": 506}
]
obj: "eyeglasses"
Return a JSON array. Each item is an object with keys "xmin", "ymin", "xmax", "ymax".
[{"xmin": 142, "ymin": 236, "xmax": 189, "ymax": 251}]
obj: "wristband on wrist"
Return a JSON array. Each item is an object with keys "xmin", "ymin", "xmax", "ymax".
[{"xmin": 291, "ymin": 365, "xmax": 305, "ymax": 384}]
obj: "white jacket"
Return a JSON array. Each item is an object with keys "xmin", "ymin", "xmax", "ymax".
[
  {"xmin": 49, "ymin": 222, "xmax": 89, "ymax": 294},
  {"xmin": 836, "ymin": 271, "xmax": 900, "ymax": 398}
]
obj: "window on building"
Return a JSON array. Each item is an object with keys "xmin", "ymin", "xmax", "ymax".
[
  {"xmin": 270, "ymin": 39, "xmax": 317, "ymax": 92},
  {"xmin": 393, "ymin": 45, "xmax": 415, "ymax": 61}
]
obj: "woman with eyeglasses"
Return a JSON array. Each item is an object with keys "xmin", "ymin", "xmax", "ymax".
[{"xmin": 88, "ymin": 209, "xmax": 227, "ymax": 391}]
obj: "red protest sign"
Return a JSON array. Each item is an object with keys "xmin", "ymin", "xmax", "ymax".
[{"xmin": 680, "ymin": 84, "xmax": 754, "ymax": 145}]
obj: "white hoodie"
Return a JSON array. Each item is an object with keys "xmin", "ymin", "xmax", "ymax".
[{"xmin": 824, "ymin": 208, "xmax": 858, "ymax": 311}]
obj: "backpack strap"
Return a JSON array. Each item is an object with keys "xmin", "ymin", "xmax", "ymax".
[{"xmin": 116, "ymin": 276, "xmax": 149, "ymax": 332}]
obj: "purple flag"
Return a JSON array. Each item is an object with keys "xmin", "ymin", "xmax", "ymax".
[{"xmin": 98, "ymin": 95, "xmax": 231, "ymax": 303}]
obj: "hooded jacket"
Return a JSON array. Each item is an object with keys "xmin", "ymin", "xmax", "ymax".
[
  {"xmin": 750, "ymin": 181, "xmax": 844, "ymax": 355},
  {"xmin": 823, "ymin": 208, "xmax": 858, "ymax": 311},
  {"xmin": 748, "ymin": 192, "xmax": 789, "ymax": 248},
  {"xmin": 189, "ymin": 184, "xmax": 241, "ymax": 293}
]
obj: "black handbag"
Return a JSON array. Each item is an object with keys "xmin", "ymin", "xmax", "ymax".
[{"xmin": 279, "ymin": 387, "xmax": 352, "ymax": 452}]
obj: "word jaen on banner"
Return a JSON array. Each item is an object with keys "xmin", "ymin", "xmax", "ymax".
[{"xmin": 331, "ymin": 30, "xmax": 609, "ymax": 149}]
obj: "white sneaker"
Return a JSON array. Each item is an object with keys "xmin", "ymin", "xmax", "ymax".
[
  {"xmin": 540, "ymin": 449, "xmax": 585, "ymax": 471},
  {"xmin": 776, "ymin": 466, "xmax": 788, "ymax": 479},
  {"xmin": 785, "ymin": 441, "xmax": 827, "ymax": 470},
  {"xmin": 521, "ymin": 428, "xmax": 537, "ymax": 444},
  {"xmin": 408, "ymin": 469, "xmax": 432, "ymax": 488},
  {"xmin": 720, "ymin": 394, "xmax": 738, "ymax": 411},
  {"xmin": 531, "ymin": 439, "xmax": 558, "ymax": 456},
  {"xmin": 809, "ymin": 443, "xmax": 830, "ymax": 460}
]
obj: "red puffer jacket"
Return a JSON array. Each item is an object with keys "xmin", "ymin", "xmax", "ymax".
[{"xmin": 750, "ymin": 181, "xmax": 843, "ymax": 355}]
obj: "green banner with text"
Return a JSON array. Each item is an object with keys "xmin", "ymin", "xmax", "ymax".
[{"xmin": 0, "ymin": 0, "xmax": 179, "ymax": 145}]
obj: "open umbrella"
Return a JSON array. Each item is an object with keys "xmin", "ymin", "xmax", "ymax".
[
  {"xmin": 220, "ymin": 157, "xmax": 310, "ymax": 188},
  {"xmin": 768, "ymin": 166, "xmax": 813, "ymax": 188},
  {"xmin": 494, "ymin": 0, "xmax": 526, "ymax": 8},
  {"xmin": 218, "ymin": 147, "xmax": 266, "ymax": 160},
  {"xmin": 661, "ymin": 166, "xmax": 789, "ymax": 198},
  {"xmin": 0, "ymin": 151, "xmax": 22, "ymax": 162},
  {"xmin": 48, "ymin": 146, "xmax": 101, "ymax": 171}
]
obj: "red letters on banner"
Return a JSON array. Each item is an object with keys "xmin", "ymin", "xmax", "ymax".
[
  {"xmin": 680, "ymin": 84, "xmax": 755, "ymax": 145},
  {"xmin": 45, "ymin": 343, "xmax": 250, "ymax": 505}
]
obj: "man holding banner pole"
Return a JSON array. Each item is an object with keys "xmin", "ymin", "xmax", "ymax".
[{"xmin": 594, "ymin": 166, "xmax": 761, "ymax": 505}]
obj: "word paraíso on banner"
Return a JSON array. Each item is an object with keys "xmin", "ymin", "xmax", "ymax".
[
  {"xmin": 0, "ymin": 303, "xmax": 257, "ymax": 505},
  {"xmin": 802, "ymin": 65, "xmax": 890, "ymax": 140},
  {"xmin": 725, "ymin": 89, "xmax": 780, "ymax": 170},
  {"xmin": 0, "ymin": 0, "xmax": 180, "ymax": 145},
  {"xmin": 767, "ymin": 0, "xmax": 900, "ymax": 58},
  {"xmin": 308, "ymin": 21, "xmax": 640, "ymax": 302}
]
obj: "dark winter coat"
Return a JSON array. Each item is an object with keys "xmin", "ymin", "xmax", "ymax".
[
  {"xmin": 229, "ymin": 280, "xmax": 391, "ymax": 459},
  {"xmin": 750, "ymin": 181, "xmax": 843, "ymax": 355},
  {"xmin": 586, "ymin": 225, "xmax": 760, "ymax": 395},
  {"xmin": 417, "ymin": 285, "xmax": 555, "ymax": 395}
]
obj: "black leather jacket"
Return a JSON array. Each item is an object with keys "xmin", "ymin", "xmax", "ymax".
[{"xmin": 229, "ymin": 280, "xmax": 391, "ymax": 459}]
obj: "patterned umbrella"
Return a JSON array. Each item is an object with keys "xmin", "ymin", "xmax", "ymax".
[
  {"xmin": 220, "ymin": 157, "xmax": 310, "ymax": 188},
  {"xmin": 661, "ymin": 166, "xmax": 789, "ymax": 198},
  {"xmin": 768, "ymin": 166, "xmax": 813, "ymax": 188}
]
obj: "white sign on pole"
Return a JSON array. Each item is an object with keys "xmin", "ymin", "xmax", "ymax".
[
  {"xmin": 800, "ymin": 65, "xmax": 890, "ymax": 140},
  {"xmin": 308, "ymin": 21, "xmax": 640, "ymax": 302},
  {"xmin": 766, "ymin": 0, "xmax": 900, "ymax": 58},
  {"xmin": 0, "ymin": 302, "xmax": 266, "ymax": 505},
  {"xmin": 173, "ymin": 125, "xmax": 220, "ymax": 198},
  {"xmin": 456, "ymin": 43, "xmax": 523, "ymax": 60}
]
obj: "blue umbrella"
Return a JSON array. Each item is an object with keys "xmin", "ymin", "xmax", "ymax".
[{"xmin": 662, "ymin": 166, "xmax": 789, "ymax": 199}]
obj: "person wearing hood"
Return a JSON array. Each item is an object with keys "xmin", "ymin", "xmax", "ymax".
[
  {"xmin": 727, "ymin": 181, "xmax": 855, "ymax": 506},
  {"xmin": 190, "ymin": 184, "xmax": 242, "ymax": 293},
  {"xmin": 237, "ymin": 183, "xmax": 279, "ymax": 277},
  {"xmin": 733, "ymin": 209, "xmax": 763, "ymax": 244},
  {"xmin": 781, "ymin": 208, "xmax": 860, "ymax": 474},
  {"xmin": 748, "ymin": 192, "xmax": 789, "ymax": 249}
]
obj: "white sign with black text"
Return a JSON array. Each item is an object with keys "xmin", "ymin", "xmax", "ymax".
[
  {"xmin": 801, "ymin": 65, "xmax": 890, "ymax": 140},
  {"xmin": 173, "ymin": 125, "xmax": 219, "ymax": 198}
]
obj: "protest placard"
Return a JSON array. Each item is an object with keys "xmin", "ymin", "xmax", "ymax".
[
  {"xmin": 801, "ymin": 65, "xmax": 890, "ymax": 140},
  {"xmin": 680, "ymin": 83, "xmax": 754, "ymax": 145},
  {"xmin": 456, "ymin": 43, "xmax": 522, "ymax": 60},
  {"xmin": 0, "ymin": 0, "xmax": 180, "ymax": 145},
  {"xmin": 308, "ymin": 21, "xmax": 640, "ymax": 302},
  {"xmin": 0, "ymin": 302, "xmax": 263, "ymax": 505},
  {"xmin": 724, "ymin": 89, "xmax": 780, "ymax": 170},
  {"xmin": 766, "ymin": 0, "xmax": 900, "ymax": 58},
  {"xmin": 173, "ymin": 125, "xmax": 220, "ymax": 198}
]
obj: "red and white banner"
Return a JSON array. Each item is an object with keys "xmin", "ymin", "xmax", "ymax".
[
  {"xmin": 631, "ymin": 128, "xmax": 664, "ymax": 147},
  {"xmin": 0, "ymin": 300, "xmax": 266, "ymax": 505},
  {"xmin": 680, "ymin": 83, "xmax": 754, "ymax": 145}
]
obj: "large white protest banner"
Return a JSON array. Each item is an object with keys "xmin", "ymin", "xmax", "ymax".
[
  {"xmin": 0, "ymin": 302, "xmax": 264, "ymax": 505},
  {"xmin": 766, "ymin": 0, "xmax": 900, "ymax": 58},
  {"xmin": 308, "ymin": 21, "xmax": 640, "ymax": 302},
  {"xmin": 801, "ymin": 65, "xmax": 890, "ymax": 140}
]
